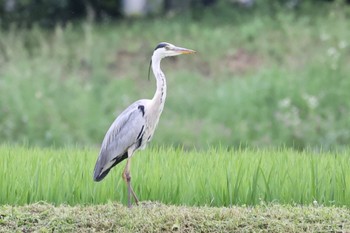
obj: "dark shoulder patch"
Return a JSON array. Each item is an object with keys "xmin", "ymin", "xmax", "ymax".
[
  {"xmin": 138, "ymin": 105, "xmax": 145, "ymax": 116},
  {"xmin": 154, "ymin": 42, "xmax": 168, "ymax": 51}
]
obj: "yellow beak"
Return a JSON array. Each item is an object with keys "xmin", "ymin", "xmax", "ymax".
[{"xmin": 173, "ymin": 47, "xmax": 196, "ymax": 54}]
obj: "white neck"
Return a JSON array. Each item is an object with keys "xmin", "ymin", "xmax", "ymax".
[{"xmin": 151, "ymin": 55, "xmax": 167, "ymax": 110}]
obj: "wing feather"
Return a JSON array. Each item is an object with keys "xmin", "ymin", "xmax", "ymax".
[{"xmin": 93, "ymin": 100, "xmax": 146, "ymax": 181}]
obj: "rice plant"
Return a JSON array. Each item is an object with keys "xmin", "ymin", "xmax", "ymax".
[{"xmin": 1, "ymin": 145, "xmax": 349, "ymax": 207}]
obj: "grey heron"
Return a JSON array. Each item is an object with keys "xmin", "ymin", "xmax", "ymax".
[{"xmin": 93, "ymin": 42, "xmax": 195, "ymax": 207}]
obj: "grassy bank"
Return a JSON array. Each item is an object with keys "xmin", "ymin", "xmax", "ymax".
[
  {"xmin": 1, "ymin": 202, "xmax": 349, "ymax": 232},
  {"xmin": 1, "ymin": 145, "xmax": 350, "ymax": 207},
  {"xmin": 0, "ymin": 5, "xmax": 350, "ymax": 149}
]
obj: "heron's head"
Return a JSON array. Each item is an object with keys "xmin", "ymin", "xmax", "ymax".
[
  {"xmin": 148, "ymin": 42, "xmax": 195, "ymax": 80},
  {"xmin": 153, "ymin": 42, "xmax": 196, "ymax": 59}
]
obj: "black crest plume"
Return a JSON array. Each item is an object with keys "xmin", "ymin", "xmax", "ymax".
[
  {"xmin": 148, "ymin": 43, "xmax": 168, "ymax": 81},
  {"xmin": 148, "ymin": 59, "xmax": 152, "ymax": 81}
]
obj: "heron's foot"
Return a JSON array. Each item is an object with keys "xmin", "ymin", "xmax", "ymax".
[
  {"xmin": 123, "ymin": 172, "xmax": 139, "ymax": 208},
  {"xmin": 122, "ymin": 159, "xmax": 139, "ymax": 208},
  {"xmin": 126, "ymin": 183, "xmax": 139, "ymax": 208},
  {"xmin": 130, "ymin": 186, "xmax": 139, "ymax": 205}
]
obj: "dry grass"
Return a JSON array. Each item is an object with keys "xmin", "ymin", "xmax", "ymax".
[{"xmin": 1, "ymin": 202, "xmax": 349, "ymax": 232}]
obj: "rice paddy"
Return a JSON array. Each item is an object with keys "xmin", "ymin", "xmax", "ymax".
[{"xmin": 1, "ymin": 145, "xmax": 349, "ymax": 207}]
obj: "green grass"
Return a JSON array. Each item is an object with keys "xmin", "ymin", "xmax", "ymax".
[
  {"xmin": 1, "ymin": 145, "xmax": 350, "ymax": 207},
  {"xmin": 1, "ymin": 202, "xmax": 350, "ymax": 232},
  {"xmin": 0, "ymin": 4, "xmax": 350, "ymax": 149}
]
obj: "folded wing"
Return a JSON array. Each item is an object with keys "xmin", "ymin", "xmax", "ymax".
[{"xmin": 93, "ymin": 101, "xmax": 146, "ymax": 181}]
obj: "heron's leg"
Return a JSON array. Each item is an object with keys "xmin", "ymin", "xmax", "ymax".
[{"xmin": 122, "ymin": 158, "xmax": 139, "ymax": 208}]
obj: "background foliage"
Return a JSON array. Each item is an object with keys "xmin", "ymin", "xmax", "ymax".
[
  {"xmin": 1, "ymin": 0, "xmax": 348, "ymax": 27},
  {"xmin": 0, "ymin": 1, "xmax": 349, "ymax": 149}
]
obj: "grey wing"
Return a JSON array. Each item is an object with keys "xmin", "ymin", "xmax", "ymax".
[{"xmin": 93, "ymin": 101, "xmax": 146, "ymax": 181}]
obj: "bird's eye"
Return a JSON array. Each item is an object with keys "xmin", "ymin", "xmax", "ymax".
[{"xmin": 165, "ymin": 46, "xmax": 170, "ymax": 50}]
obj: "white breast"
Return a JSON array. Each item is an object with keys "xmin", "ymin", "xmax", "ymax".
[{"xmin": 139, "ymin": 100, "xmax": 164, "ymax": 150}]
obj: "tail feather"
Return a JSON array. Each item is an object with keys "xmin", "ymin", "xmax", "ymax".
[{"xmin": 93, "ymin": 152, "xmax": 128, "ymax": 182}]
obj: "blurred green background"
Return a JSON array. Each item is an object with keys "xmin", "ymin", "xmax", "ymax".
[{"xmin": 0, "ymin": 0, "xmax": 349, "ymax": 150}]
